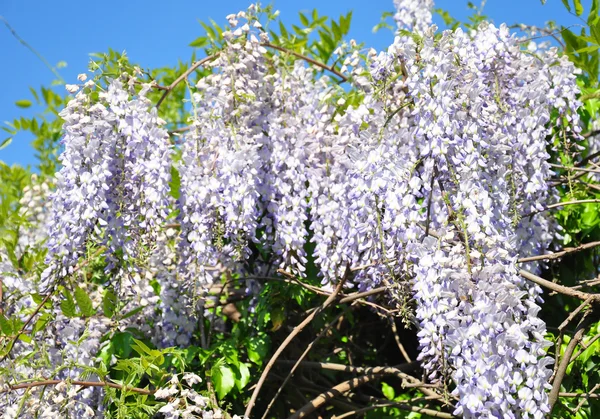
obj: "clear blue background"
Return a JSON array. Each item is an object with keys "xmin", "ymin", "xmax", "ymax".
[{"xmin": 0, "ymin": 0, "xmax": 591, "ymax": 169}]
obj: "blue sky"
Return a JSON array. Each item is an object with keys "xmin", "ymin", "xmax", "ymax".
[{"xmin": 0, "ymin": 0, "xmax": 591, "ymax": 169}]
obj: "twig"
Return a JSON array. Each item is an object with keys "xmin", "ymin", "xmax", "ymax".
[
  {"xmin": 389, "ymin": 317, "xmax": 412, "ymax": 363},
  {"xmin": 261, "ymin": 42, "xmax": 348, "ymax": 83},
  {"xmin": 519, "ymin": 270, "xmax": 600, "ymax": 302},
  {"xmin": 518, "ymin": 241, "xmax": 600, "ymax": 263},
  {"xmin": 550, "ymin": 163, "xmax": 600, "ymax": 175},
  {"xmin": 1, "ymin": 16, "xmax": 64, "ymax": 82},
  {"xmin": 570, "ymin": 332, "xmax": 600, "ymax": 363},
  {"xmin": 558, "ymin": 296, "xmax": 593, "ymax": 332},
  {"xmin": 1, "ymin": 379, "xmax": 153, "ymax": 396},
  {"xmin": 559, "ymin": 391, "xmax": 600, "ymax": 399},
  {"xmin": 156, "ymin": 55, "xmax": 217, "ymax": 108},
  {"xmin": 244, "ymin": 267, "xmax": 351, "ymax": 418},
  {"xmin": 523, "ymin": 199, "xmax": 600, "ymax": 217},
  {"xmin": 549, "ymin": 311, "xmax": 596, "ymax": 413}
]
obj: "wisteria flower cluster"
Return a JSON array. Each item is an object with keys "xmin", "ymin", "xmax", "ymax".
[
  {"xmin": 42, "ymin": 77, "xmax": 172, "ymax": 290},
  {"xmin": 0, "ymin": 0, "xmax": 589, "ymax": 418}
]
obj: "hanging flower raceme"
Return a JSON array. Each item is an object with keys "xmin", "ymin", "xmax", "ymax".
[
  {"xmin": 42, "ymin": 78, "xmax": 172, "ymax": 290},
  {"xmin": 384, "ymin": 5, "xmax": 582, "ymax": 414},
  {"xmin": 178, "ymin": 17, "xmax": 273, "ymax": 288}
]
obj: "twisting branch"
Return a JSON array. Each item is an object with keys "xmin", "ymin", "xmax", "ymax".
[
  {"xmin": 261, "ymin": 42, "xmax": 348, "ymax": 83},
  {"xmin": 0, "ymin": 379, "xmax": 153, "ymax": 396},
  {"xmin": 519, "ymin": 270, "xmax": 600, "ymax": 303},
  {"xmin": 261, "ymin": 309, "xmax": 350, "ymax": 419},
  {"xmin": 523, "ymin": 199, "xmax": 600, "ymax": 217},
  {"xmin": 549, "ymin": 310, "xmax": 597, "ymax": 413},
  {"xmin": 244, "ymin": 267, "xmax": 351, "ymax": 418},
  {"xmin": 279, "ymin": 360, "xmax": 442, "ymax": 400},
  {"xmin": 156, "ymin": 55, "xmax": 218, "ymax": 108},
  {"xmin": 287, "ymin": 372, "xmax": 384, "ymax": 419},
  {"xmin": 570, "ymin": 332, "xmax": 600, "ymax": 363},
  {"xmin": 156, "ymin": 42, "xmax": 350, "ymax": 109},
  {"xmin": 285, "ymin": 362, "xmax": 447, "ymax": 419},
  {"xmin": 518, "ymin": 241, "xmax": 600, "ymax": 263},
  {"xmin": 550, "ymin": 163, "xmax": 600, "ymax": 175}
]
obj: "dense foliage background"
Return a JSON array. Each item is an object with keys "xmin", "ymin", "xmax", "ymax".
[{"xmin": 1, "ymin": 1, "xmax": 600, "ymax": 418}]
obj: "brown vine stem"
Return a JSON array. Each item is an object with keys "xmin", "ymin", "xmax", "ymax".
[
  {"xmin": 244, "ymin": 268, "xmax": 350, "ymax": 418},
  {"xmin": 389, "ymin": 316, "xmax": 412, "ymax": 363},
  {"xmin": 0, "ymin": 248, "xmax": 104, "ymax": 363},
  {"xmin": 287, "ymin": 372, "xmax": 383, "ymax": 419},
  {"xmin": 549, "ymin": 163, "xmax": 600, "ymax": 175},
  {"xmin": 523, "ymin": 199, "xmax": 600, "ymax": 217},
  {"xmin": 549, "ymin": 310, "xmax": 596, "ymax": 413},
  {"xmin": 261, "ymin": 42, "xmax": 348, "ymax": 83},
  {"xmin": 155, "ymin": 55, "xmax": 218, "ymax": 108},
  {"xmin": 156, "ymin": 42, "xmax": 350, "ymax": 110},
  {"xmin": 0, "ymin": 379, "xmax": 153, "ymax": 396},
  {"xmin": 278, "ymin": 360, "xmax": 441, "ymax": 400},
  {"xmin": 559, "ymin": 392, "xmax": 600, "ymax": 399},
  {"xmin": 517, "ymin": 241, "xmax": 600, "ymax": 263},
  {"xmin": 519, "ymin": 270, "xmax": 600, "ymax": 303},
  {"xmin": 570, "ymin": 332, "xmax": 600, "ymax": 363},
  {"xmin": 332, "ymin": 400, "xmax": 454, "ymax": 419}
]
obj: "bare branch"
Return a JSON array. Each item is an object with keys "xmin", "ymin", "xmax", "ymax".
[
  {"xmin": 244, "ymin": 267, "xmax": 351, "ymax": 418},
  {"xmin": 519, "ymin": 270, "xmax": 600, "ymax": 302},
  {"xmin": 549, "ymin": 311, "xmax": 596, "ymax": 413},
  {"xmin": 0, "ymin": 379, "xmax": 153, "ymax": 396},
  {"xmin": 261, "ymin": 309, "xmax": 350, "ymax": 419},
  {"xmin": 156, "ymin": 55, "xmax": 218, "ymax": 108},
  {"xmin": 518, "ymin": 241, "xmax": 600, "ymax": 263},
  {"xmin": 261, "ymin": 42, "xmax": 348, "ymax": 83},
  {"xmin": 523, "ymin": 199, "xmax": 600, "ymax": 217}
]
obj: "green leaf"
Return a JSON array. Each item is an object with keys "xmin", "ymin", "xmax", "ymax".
[
  {"xmin": 279, "ymin": 21, "xmax": 289, "ymax": 39},
  {"xmin": 561, "ymin": 0, "xmax": 572, "ymax": 12},
  {"xmin": 121, "ymin": 305, "xmax": 144, "ymax": 320},
  {"xmin": 0, "ymin": 137, "xmax": 12, "ymax": 150},
  {"xmin": 169, "ymin": 166, "xmax": 181, "ymax": 199},
  {"xmin": 574, "ymin": 0, "xmax": 584, "ymax": 15},
  {"xmin": 0, "ymin": 314, "xmax": 13, "ymax": 335},
  {"xmin": 212, "ymin": 361, "xmax": 235, "ymax": 399},
  {"xmin": 131, "ymin": 338, "xmax": 153, "ymax": 356},
  {"xmin": 341, "ymin": 11, "xmax": 352, "ymax": 35},
  {"xmin": 60, "ymin": 289, "xmax": 78, "ymax": 318},
  {"xmin": 590, "ymin": 0, "xmax": 600, "ymax": 25},
  {"xmin": 111, "ymin": 332, "xmax": 134, "ymax": 358},
  {"xmin": 247, "ymin": 334, "xmax": 270, "ymax": 365},
  {"xmin": 576, "ymin": 44, "xmax": 600, "ymax": 53},
  {"xmin": 74, "ymin": 286, "xmax": 96, "ymax": 317},
  {"xmin": 236, "ymin": 362, "xmax": 251, "ymax": 391},
  {"xmin": 299, "ymin": 12, "xmax": 309, "ymax": 27},
  {"xmin": 381, "ymin": 382, "xmax": 395, "ymax": 400},
  {"xmin": 189, "ymin": 36, "xmax": 208, "ymax": 48},
  {"xmin": 103, "ymin": 288, "xmax": 117, "ymax": 317},
  {"xmin": 15, "ymin": 100, "xmax": 31, "ymax": 108}
]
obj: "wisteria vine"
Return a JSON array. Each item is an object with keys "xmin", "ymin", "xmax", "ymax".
[{"xmin": 0, "ymin": 0, "xmax": 591, "ymax": 418}]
